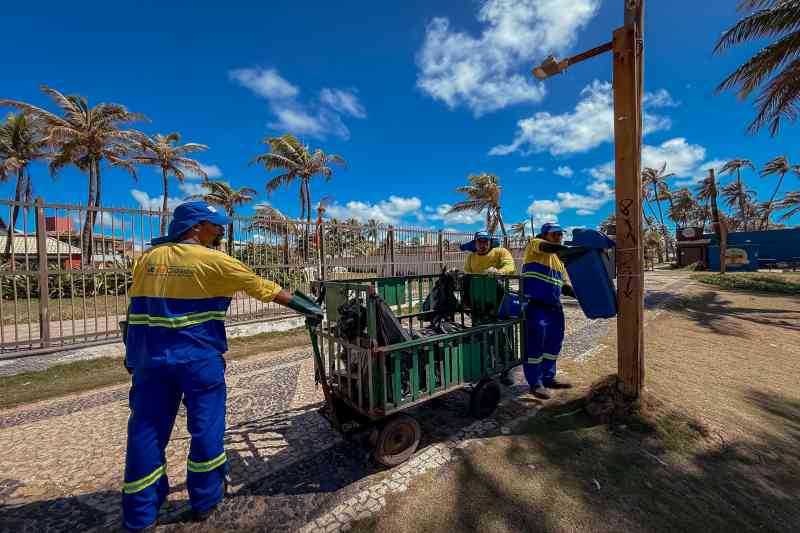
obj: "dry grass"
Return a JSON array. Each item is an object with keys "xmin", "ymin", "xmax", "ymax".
[
  {"xmin": 0, "ymin": 327, "xmax": 310, "ymax": 409},
  {"xmin": 693, "ymin": 272, "xmax": 800, "ymax": 295},
  {"xmin": 353, "ymin": 285, "xmax": 800, "ymax": 533},
  {"xmin": 0, "ymin": 295, "xmax": 129, "ymax": 325}
]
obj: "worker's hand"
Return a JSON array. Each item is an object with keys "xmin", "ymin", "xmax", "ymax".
[
  {"xmin": 287, "ymin": 291, "xmax": 324, "ymax": 326},
  {"xmin": 485, "ymin": 267, "xmax": 499, "ymax": 276}
]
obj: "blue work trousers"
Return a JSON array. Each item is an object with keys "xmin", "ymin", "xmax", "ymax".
[
  {"xmin": 122, "ymin": 356, "xmax": 227, "ymax": 531},
  {"xmin": 523, "ymin": 305, "xmax": 565, "ymax": 389}
]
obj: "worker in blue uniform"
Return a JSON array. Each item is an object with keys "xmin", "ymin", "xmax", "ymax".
[
  {"xmin": 121, "ymin": 201, "xmax": 322, "ymax": 531},
  {"xmin": 521, "ymin": 223, "xmax": 576, "ymax": 400}
]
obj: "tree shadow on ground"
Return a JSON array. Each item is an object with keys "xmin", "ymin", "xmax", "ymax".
[
  {"xmin": 666, "ymin": 291, "xmax": 800, "ymax": 337},
  {"xmin": 445, "ymin": 390, "xmax": 800, "ymax": 533}
]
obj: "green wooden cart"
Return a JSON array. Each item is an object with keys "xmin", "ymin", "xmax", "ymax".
[{"xmin": 307, "ymin": 273, "xmax": 527, "ymax": 466}]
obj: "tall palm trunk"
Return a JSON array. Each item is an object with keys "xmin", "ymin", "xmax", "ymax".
[
  {"xmin": 652, "ymin": 182, "xmax": 671, "ymax": 261},
  {"xmin": 4, "ymin": 167, "xmax": 27, "ymax": 255},
  {"xmin": 303, "ymin": 179, "xmax": 312, "ymax": 262},
  {"xmin": 709, "ymin": 170, "xmax": 727, "ymax": 274},
  {"xmin": 496, "ymin": 210, "xmax": 507, "ymax": 242},
  {"xmin": 736, "ymin": 169, "xmax": 747, "ymax": 231},
  {"xmin": 761, "ymin": 172, "xmax": 787, "ymax": 230},
  {"xmin": 81, "ymin": 161, "xmax": 98, "ymax": 265},
  {"xmin": 226, "ymin": 206, "xmax": 234, "ymax": 256},
  {"xmin": 160, "ymin": 167, "xmax": 170, "ymax": 234}
]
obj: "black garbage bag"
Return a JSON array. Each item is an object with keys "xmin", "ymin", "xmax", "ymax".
[
  {"xmin": 336, "ymin": 298, "xmax": 367, "ymax": 342},
  {"xmin": 372, "ymin": 294, "xmax": 412, "ymax": 347},
  {"xmin": 422, "ymin": 270, "xmax": 460, "ymax": 321}
]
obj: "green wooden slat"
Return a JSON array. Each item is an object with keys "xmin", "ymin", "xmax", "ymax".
[
  {"xmin": 393, "ymin": 354, "xmax": 402, "ymax": 406},
  {"xmin": 444, "ymin": 344, "xmax": 451, "ymax": 386},
  {"xmin": 411, "ymin": 350, "xmax": 419, "ymax": 401},
  {"xmin": 427, "ymin": 347, "xmax": 435, "ymax": 393}
]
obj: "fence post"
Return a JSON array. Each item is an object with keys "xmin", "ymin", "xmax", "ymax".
[
  {"xmin": 388, "ymin": 226, "xmax": 396, "ymax": 277},
  {"xmin": 34, "ymin": 197, "xmax": 51, "ymax": 348},
  {"xmin": 318, "ymin": 223, "xmax": 326, "ymax": 281},
  {"xmin": 437, "ymin": 230, "xmax": 444, "ymax": 268}
]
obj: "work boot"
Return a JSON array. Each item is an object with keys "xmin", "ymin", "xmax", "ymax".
[
  {"xmin": 543, "ymin": 379, "xmax": 573, "ymax": 389},
  {"xmin": 531, "ymin": 385, "xmax": 551, "ymax": 400}
]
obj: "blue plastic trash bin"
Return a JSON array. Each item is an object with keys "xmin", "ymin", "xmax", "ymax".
[
  {"xmin": 560, "ymin": 229, "xmax": 617, "ymax": 319},
  {"xmin": 498, "ymin": 291, "xmax": 522, "ymax": 320}
]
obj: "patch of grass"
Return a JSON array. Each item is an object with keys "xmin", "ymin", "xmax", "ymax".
[
  {"xmin": 1, "ymin": 295, "xmax": 129, "ymax": 325},
  {"xmin": 0, "ymin": 326, "xmax": 310, "ymax": 410},
  {"xmin": 692, "ymin": 272, "xmax": 800, "ymax": 295}
]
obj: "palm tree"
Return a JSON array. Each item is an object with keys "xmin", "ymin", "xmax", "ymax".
[
  {"xmin": 510, "ymin": 221, "xmax": 527, "ymax": 239},
  {"xmin": 0, "ymin": 113, "xmax": 49, "ymax": 254},
  {"xmin": 760, "ymin": 156, "xmax": 800, "ymax": 229},
  {"xmin": 720, "ymin": 180, "xmax": 757, "ymax": 230},
  {"xmin": 642, "ymin": 163, "xmax": 675, "ymax": 259},
  {"xmin": 697, "ymin": 169, "xmax": 729, "ymax": 273},
  {"xmin": 720, "ymin": 159, "xmax": 756, "ymax": 230},
  {"xmin": 128, "ymin": 132, "xmax": 209, "ymax": 234},
  {"xmin": 0, "ymin": 86, "xmax": 144, "ymax": 263},
  {"xmin": 252, "ymin": 133, "xmax": 346, "ymax": 258},
  {"xmin": 248, "ymin": 204, "xmax": 296, "ymax": 264},
  {"xmin": 598, "ymin": 212, "xmax": 616, "ymax": 235},
  {"xmin": 777, "ymin": 191, "xmax": 800, "ymax": 223},
  {"xmin": 715, "ymin": 0, "xmax": 800, "ymax": 135},
  {"xmin": 448, "ymin": 173, "xmax": 507, "ymax": 238},
  {"xmin": 186, "ymin": 180, "xmax": 256, "ymax": 255},
  {"xmin": 668, "ymin": 188, "xmax": 697, "ymax": 229}
]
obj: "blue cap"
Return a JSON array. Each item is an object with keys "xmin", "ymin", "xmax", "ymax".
[
  {"xmin": 474, "ymin": 230, "xmax": 493, "ymax": 241},
  {"xmin": 150, "ymin": 201, "xmax": 232, "ymax": 246},
  {"xmin": 540, "ymin": 222, "xmax": 563, "ymax": 235},
  {"xmin": 460, "ymin": 230, "xmax": 500, "ymax": 253}
]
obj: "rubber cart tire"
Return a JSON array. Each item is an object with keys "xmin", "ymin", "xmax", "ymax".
[
  {"xmin": 470, "ymin": 378, "xmax": 501, "ymax": 419},
  {"xmin": 374, "ymin": 414, "xmax": 421, "ymax": 467}
]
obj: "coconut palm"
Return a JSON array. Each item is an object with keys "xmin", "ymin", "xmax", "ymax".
[
  {"xmin": 128, "ymin": 132, "xmax": 209, "ymax": 234},
  {"xmin": 759, "ymin": 156, "xmax": 800, "ymax": 229},
  {"xmin": 668, "ymin": 188, "xmax": 697, "ymax": 228},
  {"xmin": 721, "ymin": 180, "xmax": 757, "ymax": 230},
  {"xmin": 510, "ymin": 221, "xmax": 527, "ymax": 239},
  {"xmin": 777, "ymin": 191, "xmax": 800, "ymax": 223},
  {"xmin": 720, "ymin": 159, "xmax": 756, "ymax": 230},
  {"xmin": 697, "ymin": 169, "xmax": 729, "ymax": 273},
  {"xmin": 252, "ymin": 133, "xmax": 345, "ymax": 239},
  {"xmin": 248, "ymin": 204, "xmax": 296, "ymax": 264},
  {"xmin": 0, "ymin": 113, "xmax": 49, "ymax": 254},
  {"xmin": 448, "ymin": 173, "xmax": 507, "ymax": 238},
  {"xmin": 186, "ymin": 180, "xmax": 256, "ymax": 255},
  {"xmin": 0, "ymin": 86, "xmax": 144, "ymax": 263},
  {"xmin": 642, "ymin": 163, "xmax": 675, "ymax": 259},
  {"xmin": 715, "ymin": 0, "xmax": 800, "ymax": 135}
]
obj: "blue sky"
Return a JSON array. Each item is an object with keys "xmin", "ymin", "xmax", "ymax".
[{"xmin": 2, "ymin": 0, "xmax": 798, "ymax": 234}]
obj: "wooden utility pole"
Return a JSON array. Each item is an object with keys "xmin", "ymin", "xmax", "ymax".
[{"xmin": 615, "ymin": 0, "xmax": 645, "ymax": 398}]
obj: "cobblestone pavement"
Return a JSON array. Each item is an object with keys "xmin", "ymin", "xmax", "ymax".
[{"xmin": 0, "ymin": 272, "xmax": 687, "ymax": 533}]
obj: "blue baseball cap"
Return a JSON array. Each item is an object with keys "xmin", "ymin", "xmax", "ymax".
[
  {"xmin": 150, "ymin": 201, "xmax": 232, "ymax": 246},
  {"xmin": 540, "ymin": 222, "xmax": 563, "ymax": 235},
  {"xmin": 474, "ymin": 230, "xmax": 493, "ymax": 241}
]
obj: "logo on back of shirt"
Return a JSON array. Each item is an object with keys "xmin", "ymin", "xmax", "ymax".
[{"xmin": 146, "ymin": 263, "xmax": 195, "ymax": 277}]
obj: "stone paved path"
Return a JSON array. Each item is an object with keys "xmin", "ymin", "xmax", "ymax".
[{"xmin": 0, "ymin": 272, "xmax": 687, "ymax": 533}]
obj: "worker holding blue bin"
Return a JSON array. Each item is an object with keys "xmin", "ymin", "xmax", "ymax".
[{"xmin": 521, "ymin": 223, "xmax": 576, "ymax": 399}]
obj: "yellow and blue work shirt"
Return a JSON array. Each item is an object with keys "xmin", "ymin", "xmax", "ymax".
[
  {"xmin": 522, "ymin": 238, "xmax": 569, "ymax": 306},
  {"xmin": 126, "ymin": 243, "xmax": 282, "ymax": 367},
  {"xmin": 464, "ymin": 247, "xmax": 515, "ymax": 275}
]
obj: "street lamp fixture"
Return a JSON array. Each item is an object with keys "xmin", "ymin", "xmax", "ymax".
[{"xmin": 532, "ymin": 42, "xmax": 614, "ymax": 81}]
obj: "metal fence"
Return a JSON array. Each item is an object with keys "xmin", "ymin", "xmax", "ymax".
[{"xmin": 0, "ymin": 199, "xmax": 531, "ymax": 358}]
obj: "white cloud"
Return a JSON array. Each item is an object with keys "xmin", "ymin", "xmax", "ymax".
[
  {"xmin": 554, "ymin": 166, "xmax": 574, "ymax": 177},
  {"xmin": 416, "ymin": 0, "xmax": 600, "ymax": 116},
  {"xmin": 641, "ymin": 138, "xmax": 706, "ymax": 176},
  {"xmin": 674, "ymin": 159, "xmax": 728, "ymax": 187},
  {"xmin": 178, "ymin": 181, "xmax": 207, "ymax": 198},
  {"xmin": 427, "ymin": 204, "xmax": 484, "ymax": 225},
  {"xmin": 230, "ymin": 67, "xmax": 365, "ymax": 140},
  {"xmin": 196, "ymin": 163, "xmax": 222, "ymax": 179},
  {"xmin": 326, "ymin": 196, "xmax": 422, "ymax": 225},
  {"xmin": 131, "ymin": 189, "xmax": 183, "ymax": 212},
  {"xmin": 527, "ymin": 199, "xmax": 563, "ymax": 228},
  {"xmin": 586, "ymin": 161, "xmax": 614, "ymax": 182},
  {"xmin": 526, "ymin": 174, "xmax": 615, "ymax": 225},
  {"xmin": 516, "ymin": 166, "xmax": 545, "ymax": 173},
  {"xmin": 228, "ymin": 68, "xmax": 299, "ymax": 99},
  {"xmin": 320, "ymin": 88, "xmax": 367, "ymax": 118},
  {"xmin": 489, "ymin": 80, "xmax": 674, "ymax": 156}
]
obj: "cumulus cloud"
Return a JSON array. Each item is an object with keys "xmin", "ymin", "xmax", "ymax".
[
  {"xmin": 320, "ymin": 88, "xmax": 367, "ymax": 118},
  {"xmin": 526, "ymin": 174, "xmax": 615, "ymax": 226},
  {"xmin": 516, "ymin": 166, "xmax": 544, "ymax": 173},
  {"xmin": 195, "ymin": 163, "xmax": 222, "ymax": 179},
  {"xmin": 554, "ymin": 166, "xmax": 574, "ymax": 178},
  {"xmin": 326, "ymin": 196, "xmax": 422, "ymax": 225},
  {"xmin": 416, "ymin": 0, "xmax": 600, "ymax": 116},
  {"xmin": 427, "ymin": 203, "xmax": 485, "ymax": 226},
  {"xmin": 489, "ymin": 80, "xmax": 674, "ymax": 156},
  {"xmin": 229, "ymin": 67, "xmax": 365, "ymax": 140},
  {"xmin": 131, "ymin": 189, "xmax": 184, "ymax": 212}
]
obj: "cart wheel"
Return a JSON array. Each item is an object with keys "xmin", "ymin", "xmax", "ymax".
[
  {"xmin": 374, "ymin": 414, "xmax": 421, "ymax": 467},
  {"xmin": 470, "ymin": 379, "xmax": 501, "ymax": 419}
]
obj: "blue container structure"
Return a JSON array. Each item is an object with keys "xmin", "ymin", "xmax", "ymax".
[
  {"xmin": 560, "ymin": 229, "xmax": 617, "ymax": 319},
  {"xmin": 498, "ymin": 291, "xmax": 522, "ymax": 319},
  {"xmin": 707, "ymin": 244, "xmax": 759, "ymax": 272},
  {"xmin": 706, "ymin": 229, "xmax": 800, "ymax": 268}
]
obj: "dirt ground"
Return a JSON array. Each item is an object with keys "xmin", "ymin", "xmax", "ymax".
[{"xmin": 352, "ymin": 283, "xmax": 800, "ymax": 533}]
